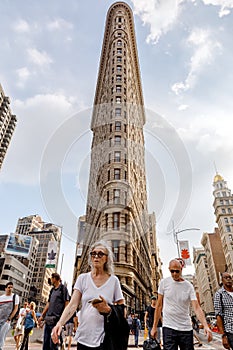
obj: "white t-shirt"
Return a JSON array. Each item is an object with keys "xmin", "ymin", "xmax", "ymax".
[
  {"xmin": 0, "ymin": 293, "xmax": 20, "ymax": 323},
  {"xmin": 74, "ymin": 272, "xmax": 123, "ymax": 347},
  {"xmin": 158, "ymin": 276, "xmax": 197, "ymax": 331}
]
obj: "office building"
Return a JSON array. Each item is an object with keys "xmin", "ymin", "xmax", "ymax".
[{"xmin": 0, "ymin": 84, "xmax": 17, "ymax": 170}]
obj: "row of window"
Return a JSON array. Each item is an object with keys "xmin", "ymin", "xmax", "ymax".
[
  {"xmin": 224, "ymin": 217, "xmax": 233, "ymax": 224},
  {"xmin": 219, "ymin": 199, "xmax": 233, "ymax": 205},
  {"xmin": 108, "ymin": 168, "xmax": 127, "ymax": 181},
  {"xmin": 222, "ymin": 208, "xmax": 232, "ymax": 214}
]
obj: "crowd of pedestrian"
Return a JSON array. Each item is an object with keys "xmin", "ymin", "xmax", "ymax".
[{"xmin": 2, "ymin": 251, "xmax": 233, "ymax": 350}]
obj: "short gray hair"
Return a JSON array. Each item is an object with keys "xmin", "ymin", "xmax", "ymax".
[{"xmin": 88, "ymin": 240, "xmax": 114, "ymax": 275}]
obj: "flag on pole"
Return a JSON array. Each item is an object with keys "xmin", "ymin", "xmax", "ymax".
[
  {"xmin": 45, "ymin": 241, "xmax": 58, "ymax": 268},
  {"xmin": 179, "ymin": 240, "xmax": 191, "ymax": 266}
]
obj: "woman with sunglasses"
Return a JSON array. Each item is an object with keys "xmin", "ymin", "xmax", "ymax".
[{"xmin": 51, "ymin": 240, "xmax": 125, "ymax": 350}]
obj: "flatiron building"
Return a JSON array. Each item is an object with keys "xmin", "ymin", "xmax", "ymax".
[{"xmin": 78, "ymin": 2, "xmax": 162, "ymax": 312}]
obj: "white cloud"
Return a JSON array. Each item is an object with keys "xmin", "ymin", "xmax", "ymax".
[
  {"xmin": 13, "ymin": 19, "xmax": 30, "ymax": 33},
  {"xmin": 132, "ymin": 0, "xmax": 184, "ymax": 44},
  {"xmin": 16, "ymin": 67, "xmax": 30, "ymax": 87},
  {"xmin": 1, "ymin": 93, "xmax": 78, "ymax": 185},
  {"xmin": 178, "ymin": 104, "xmax": 189, "ymax": 111},
  {"xmin": 177, "ymin": 110, "xmax": 233, "ymax": 155},
  {"xmin": 47, "ymin": 18, "xmax": 73, "ymax": 31},
  {"xmin": 201, "ymin": 0, "xmax": 233, "ymax": 17},
  {"xmin": 171, "ymin": 28, "xmax": 221, "ymax": 95},
  {"xmin": 27, "ymin": 48, "xmax": 53, "ymax": 66}
]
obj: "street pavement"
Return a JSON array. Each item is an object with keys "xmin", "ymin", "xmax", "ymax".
[{"xmin": 4, "ymin": 329, "xmax": 222, "ymax": 349}]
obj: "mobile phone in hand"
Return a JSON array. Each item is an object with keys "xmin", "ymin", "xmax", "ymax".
[{"xmin": 88, "ymin": 298, "xmax": 102, "ymax": 304}]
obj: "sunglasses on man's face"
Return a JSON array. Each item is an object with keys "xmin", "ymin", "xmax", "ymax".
[
  {"xmin": 170, "ymin": 269, "xmax": 181, "ymax": 274},
  {"xmin": 223, "ymin": 275, "xmax": 232, "ymax": 280},
  {"xmin": 90, "ymin": 251, "xmax": 108, "ymax": 258}
]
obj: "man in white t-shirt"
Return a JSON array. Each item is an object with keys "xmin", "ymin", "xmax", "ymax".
[
  {"xmin": 0, "ymin": 281, "xmax": 19, "ymax": 350},
  {"xmin": 151, "ymin": 259, "xmax": 212, "ymax": 350}
]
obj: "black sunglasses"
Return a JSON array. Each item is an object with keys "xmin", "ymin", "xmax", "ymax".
[
  {"xmin": 170, "ymin": 269, "xmax": 180, "ymax": 273},
  {"xmin": 90, "ymin": 251, "xmax": 108, "ymax": 258}
]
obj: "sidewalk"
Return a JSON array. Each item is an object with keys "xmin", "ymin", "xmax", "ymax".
[{"xmin": 6, "ymin": 329, "xmax": 146, "ymax": 349}]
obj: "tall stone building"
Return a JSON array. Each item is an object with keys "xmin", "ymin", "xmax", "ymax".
[
  {"xmin": 213, "ymin": 173, "xmax": 233, "ymax": 272},
  {"xmin": 78, "ymin": 2, "xmax": 161, "ymax": 313},
  {"xmin": 193, "ymin": 247, "xmax": 214, "ymax": 313},
  {"xmin": 0, "ymin": 84, "xmax": 17, "ymax": 170},
  {"xmin": 15, "ymin": 215, "xmax": 62, "ymax": 311},
  {"xmin": 201, "ymin": 228, "xmax": 226, "ymax": 294}
]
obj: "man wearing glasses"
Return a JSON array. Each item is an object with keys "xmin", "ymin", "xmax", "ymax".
[
  {"xmin": 214, "ymin": 272, "xmax": 233, "ymax": 349},
  {"xmin": 151, "ymin": 259, "xmax": 212, "ymax": 349}
]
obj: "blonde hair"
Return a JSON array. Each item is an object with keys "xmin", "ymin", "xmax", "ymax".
[{"xmin": 30, "ymin": 301, "xmax": 36, "ymax": 310}]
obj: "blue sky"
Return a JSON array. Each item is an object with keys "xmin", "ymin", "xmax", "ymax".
[{"xmin": 1, "ymin": 0, "xmax": 233, "ymax": 288}]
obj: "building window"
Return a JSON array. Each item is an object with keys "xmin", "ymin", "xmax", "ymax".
[
  {"xmin": 228, "ymin": 208, "xmax": 232, "ymax": 214},
  {"xmin": 105, "ymin": 214, "xmax": 108, "ymax": 230},
  {"xmin": 117, "ymin": 56, "xmax": 122, "ymax": 62},
  {"xmin": 117, "ymin": 40, "xmax": 122, "ymax": 46},
  {"xmin": 114, "ymin": 169, "xmax": 120, "ymax": 179},
  {"xmin": 220, "ymin": 200, "xmax": 224, "ymax": 205},
  {"xmin": 113, "ymin": 214, "xmax": 120, "ymax": 230},
  {"xmin": 117, "ymin": 48, "xmax": 122, "ymax": 54},
  {"xmin": 110, "ymin": 123, "xmax": 112, "ymax": 132},
  {"xmin": 114, "ymin": 151, "xmax": 121, "ymax": 162},
  {"xmin": 230, "ymin": 217, "xmax": 233, "ymax": 224},
  {"xmin": 115, "ymin": 136, "xmax": 121, "ymax": 145},
  {"xmin": 108, "ymin": 170, "xmax": 110, "ymax": 181},
  {"xmin": 224, "ymin": 218, "xmax": 229, "ymax": 223},
  {"xmin": 115, "ymin": 121, "xmax": 121, "ymax": 131},
  {"xmin": 107, "ymin": 191, "xmax": 109, "ymax": 205},
  {"xmin": 115, "ymin": 108, "xmax": 121, "ymax": 116},
  {"xmin": 222, "ymin": 208, "xmax": 226, "ymax": 213},
  {"xmin": 226, "ymin": 225, "xmax": 231, "ymax": 232},
  {"xmin": 117, "ymin": 65, "xmax": 122, "ymax": 72},
  {"xmin": 229, "ymin": 234, "xmax": 233, "ymax": 241},
  {"xmin": 112, "ymin": 240, "xmax": 120, "ymax": 261},
  {"xmin": 116, "ymin": 96, "xmax": 121, "ymax": 103},
  {"xmin": 114, "ymin": 189, "xmax": 120, "ymax": 204},
  {"xmin": 108, "ymin": 153, "xmax": 111, "ymax": 164},
  {"xmin": 125, "ymin": 213, "xmax": 129, "ymax": 231},
  {"xmin": 116, "ymin": 75, "xmax": 122, "ymax": 82},
  {"xmin": 116, "ymin": 85, "xmax": 121, "ymax": 92}
]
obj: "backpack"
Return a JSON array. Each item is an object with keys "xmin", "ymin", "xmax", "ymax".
[{"xmin": 11, "ymin": 294, "xmax": 19, "ymax": 324}]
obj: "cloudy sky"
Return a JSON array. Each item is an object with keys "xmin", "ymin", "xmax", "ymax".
[{"xmin": 1, "ymin": 0, "xmax": 233, "ymax": 288}]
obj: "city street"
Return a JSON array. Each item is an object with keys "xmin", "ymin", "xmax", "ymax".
[{"xmin": 3, "ymin": 330, "xmax": 223, "ymax": 349}]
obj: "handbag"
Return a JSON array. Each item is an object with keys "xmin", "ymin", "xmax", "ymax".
[
  {"xmin": 44, "ymin": 315, "xmax": 58, "ymax": 326},
  {"xmin": 143, "ymin": 338, "xmax": 161, "ymax": 350}
]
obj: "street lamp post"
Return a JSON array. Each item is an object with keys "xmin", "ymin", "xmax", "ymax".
[{"xmin": 173, "ymin": 226, "xmax": 200, "ymax": 258}]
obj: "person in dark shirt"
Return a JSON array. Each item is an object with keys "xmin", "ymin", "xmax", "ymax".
[
  {"xmin": 144, "ymin": 296, "xmax": 162, "ymax": 343},
  {"xmin": 38, "ymin": 273, "xmax": 70, "ymax": 350}
]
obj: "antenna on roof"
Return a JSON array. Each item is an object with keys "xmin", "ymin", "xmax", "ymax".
[{"xmin": 213, "ymin": 161, "xmax": 218, "ymax": 175}]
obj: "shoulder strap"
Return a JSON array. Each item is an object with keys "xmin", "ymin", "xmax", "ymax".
[{"xmin": 12, "ymin": 294, "xmax": 16, "ymax": 310}]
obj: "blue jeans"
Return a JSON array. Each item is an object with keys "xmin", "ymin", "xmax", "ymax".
[
  {"xmin": 163, "ymin": 326, "xmax": 194, "ymax": 350},
  {"xmin": 226, "ymin": 332, "xmax": 233, "ymax": 349},
  {"xmin": 43, "ymin": 324, "xmax": 58, "ymax": 350},
  {"xmin": 134, "ymin": 329, "xmax": 139, "ymax": 346},
  {"xmin": 0, "ymin": 321, "xmax": 11, "ymax": 350}
]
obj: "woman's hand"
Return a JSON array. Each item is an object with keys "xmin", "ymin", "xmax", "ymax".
[
  {"xmin": 91, "ymin": 295, "xmax": 111, "ymax": 314},
  {"xmin": 51, "ymin": 322, "xmax": 62, "ymax": 344}
]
